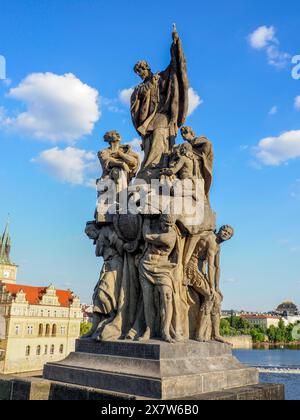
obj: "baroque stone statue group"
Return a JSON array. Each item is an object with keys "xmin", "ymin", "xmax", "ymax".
[{"xmin": 85, "ymin": 26, "xmax": 234, "ymax": 344}]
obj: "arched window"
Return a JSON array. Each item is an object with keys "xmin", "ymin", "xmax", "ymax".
[
  {"xmin": 45, "ymin": 324, "xmax": 50, "ymax": 336},
  {"xmin": 59, "ymin": 345, "xmax": 64, "ymax": 354},
  {"xmin": 50, "ymin": 345, "xmax": 55, "ymax": 355},
  {"xmin": 52, "ymin": 324, "xmax": 57, "ymax": 337},
  {"xmin": 44, "ymin": 345, "xmax": 48, "ymax": 355},
  {"xmin": 36, "ymin": 345, "xmax": 41, "ymax": 356},
  {"xmin": 38, "ymin": 324, "xmax": 43, "ymax": 336},
  {"xmin": 25, "ymin": 346, "xmax": 30, "ymax": 357}
]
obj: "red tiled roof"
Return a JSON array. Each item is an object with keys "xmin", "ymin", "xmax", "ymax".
[
  {"xmin": 240, "ymin": 314, "xmax": 280, "ymax": 320},
  {"xmin": 4, "ymin": 284, "xmax": 74, "ymax": 307}
]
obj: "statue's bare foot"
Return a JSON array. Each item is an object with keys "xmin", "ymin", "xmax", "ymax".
[
  {"xmin": 162, "ymin": 334, "xmax": 176, "ymax": 344},
  {"xmin": 195, "ymin": 337, "xmax": 207, "ymax": 343},
  {"xmin": 126, "ymin": 329, "xmax": 136, "ymax": 340},
  {"xmin": 174, "ymin": 334, "xmax": 186, "ymax": 343},
  {"xmin": 213, "ymin": 335, "xmax": 231, "ymax": 345},
  {"xmin": 138, "ymin": 328, "xmax": 151, "ymax": 342}
]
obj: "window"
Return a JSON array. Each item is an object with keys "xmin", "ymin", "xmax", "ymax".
[
  {"xmin": 15, "ymin": 325, "xmax": 20, "ymax": 336},
  {"xmin": 25, "ymin": 346, "xmax": 30, "ymax": 357},
  {"xmin": 50, "ymin": 345, "xmax": 55, "ymax": 355},
  {"xmin": 36, "ymin": 345, "xmax": 41, "ymax": 356},
  {"xmin": 52, "ymin": 324, "xmax": 57, "ymax": 337},
  {"xmin": 27, "ymin": 326, "xmax": 33, "ymax": 335},
  {"xmin": 59, "ymin": 345, "xmax": 64, "ymax": 354},
  {"xmin": 45, "ymin": 324, "xmax": 50, "ymax": 336},
  {"xmin": 44, "ymin": 345, "xmax": 48, "ymax": 355},
  {"xmin": 38, "ymin": 324, "xmax": 43, "ymax": 336},
  {"xmin": 41, "ymin": 310, "xmax": 44, "ymax": 317},
  {"xmin": 54, "ymin": 311, "xmax": 57, "ymax": 318},
  {"xmin": 60, "ymin": 326, "xmax": 66, "ymax": 335}
]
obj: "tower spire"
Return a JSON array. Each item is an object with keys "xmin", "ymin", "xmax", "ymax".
[{"xmin": 0, "ymin": 216, "xmax": 11, "ymax": 264}]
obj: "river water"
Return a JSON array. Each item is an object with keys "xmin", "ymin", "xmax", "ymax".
[{"xmin": 233, "ymin": 350, "xmax": 300, "ymax": 400}]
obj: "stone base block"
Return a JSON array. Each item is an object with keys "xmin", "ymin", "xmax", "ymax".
[
  {"xmin": 0, "ymin": 377, "xmax": 285, "ymax": 400},
  {"xmin": 43, "ymin": 339, "xmax": 259, "ymax": 400}
]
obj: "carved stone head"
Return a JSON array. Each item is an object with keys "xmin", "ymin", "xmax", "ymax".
[
  {"xmin": 160, "ymin": 214, "xmax": 175, "ymax": 233},
  {"xmin": 181, "ymin": 126, "xmax": 195, "ymax": 142},
  {"xmin": 218, "ymin": 225, "xmax": 234, "ymax": 243},
  {"xmin": 103, "ymin": 130, "xmax": 121, "ymax": 144},
  {"xmin": 179, "ymin": 142, "xmax": 194, "ymax": 159},
  {"xmin": 134, "ymin": 60, "xmax": 152, "ymax": 81},
  {"xmin": 85, "ymin": 222, "xmax": 100, "ymax": 242}
]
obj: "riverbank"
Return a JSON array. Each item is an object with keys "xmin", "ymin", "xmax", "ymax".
[
  {"xmin": 259, "ymin": 368, "xmax": 300, "ymax": 374},
  {"xmin": 253, "ymin": 342, "xmax": 300, "ymax": 350}
]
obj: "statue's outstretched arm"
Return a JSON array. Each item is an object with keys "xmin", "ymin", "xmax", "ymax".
[{"xmin": 160, "ymin": 26, "xmax": 181, "ymax": 78}]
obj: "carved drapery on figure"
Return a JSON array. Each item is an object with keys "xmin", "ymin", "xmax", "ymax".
[
  {"xmin": 85, "ymin": 27, "xmax": 234, "ymax": 345},
  {"xmin": 131, "ymin": 27, "xmax": 189, "ymax": 181}
]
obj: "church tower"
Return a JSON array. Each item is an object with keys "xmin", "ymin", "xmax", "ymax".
[{"xmin": 0, "ymin": 221, "xmax": 18, "ymax": 284}]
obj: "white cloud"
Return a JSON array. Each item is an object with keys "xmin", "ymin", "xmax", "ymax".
[
  {"xmin": 255, "ymin": 130, "xmax": 300, "ymax": 165},
  {"xmin": 295, "ymin": 96, "xmax": 300, "ymax": 110},
  {"xmin": 249, "ymin": 26, "xmax": 277, "ymax": 50},
  {"xmin": 240, "ymin": 145, "xmax": 249, "ymax": 151},
  {"xmin": 224, "ymin": 278, "xmax": 238, "ymax": 284},
  {"xmin": 266, "ymin": 45, "xmax": 290, "ymax": 69},
  {"xmin": 290, "ymin": 246, "xmax": 300, "ymax": 253},
  {"xmin": 118, "ymin": 88, "xmax": 134, "ymax": 107},
  {"xmin": 32, "ymin": 147, "xmax": 97, "ymax": 186},
  {"xmin": 268, "ymin": 106, "xmax": 278, "ymax": 115},
  {"xmin": 188, "ymin": 87, "xmax": 203, "ymax": 116},
  {"xmin": 248, "ymin": 26, "xmax": 290, "ymax": 68},
  {"xmin": 5, "ymin": 73, "xmax": 100, "ymax": 143},
  {"xmin": 127, "ymin": 137, "xmax": 143, "ymax": 163}
]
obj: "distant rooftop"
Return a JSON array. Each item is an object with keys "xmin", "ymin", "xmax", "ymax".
[
  {"xmin": 276, "ymin": 301, "xmax": 299, "ymax": 315},
  {"xmin": 1, "ymin": 283, "xmax": 75, "ymax": 307},
  {"xmin": 240, "ymin": 314, "xmax": 280, "ymax": 320}
]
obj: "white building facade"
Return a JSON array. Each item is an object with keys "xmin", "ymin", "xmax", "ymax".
[{"xmin": 0, "ymin": 283, "xmax": 82, "ymax": 374}]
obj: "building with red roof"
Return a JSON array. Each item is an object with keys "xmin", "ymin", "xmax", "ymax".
[{"xmin": 0, "ymin": 222, "xmax": 82, "ymax": 375}]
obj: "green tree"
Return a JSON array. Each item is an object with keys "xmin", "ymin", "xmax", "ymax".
[
  {"xmin": 267, "ymin": 325, "xmax": 277, "ymax": 342},
  {"xmin": 80, "ymin": 322, "xmax": 92, "ymax": 337}
]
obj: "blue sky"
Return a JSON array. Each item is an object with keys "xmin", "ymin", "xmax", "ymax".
[{"xmin": 0, "ymin": 0, "xmax": 300, "ymax": 311}]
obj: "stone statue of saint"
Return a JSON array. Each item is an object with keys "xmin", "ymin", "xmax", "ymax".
[
  {"xmin": 131, "ymin": 25, "xmax": 189, "ymax": 181},
  {"xmin": 84, "ymin": 29, "xmax": 236, "ymax": 349},
  {"xmin": 162, "ymin": 143, "xmax": 195, "ymax": 180},
  {"xmin": 187, "ymin": 225, "xmax": 234, "ymax": 342},
  {"xmin": 138, "ymin": 214, "xmax": 183, "ymax": 343},
  {"xmin": 98, "ymin": 130, "xmax": 140, "ymax": 183},
  {"xmin": 181, "ymin": 126, "xmax": 214, "ymax": 198},
  {"xmin": 84, "ymin": 221, "xmax": 125, "ymax": 340},
  {"xmin": 97, "ymin": 130, "xmax": 140, "ymax": 221}
]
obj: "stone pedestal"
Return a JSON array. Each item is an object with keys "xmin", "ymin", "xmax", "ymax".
[{"xmin": 43, "ymin": 339, "xmax": 259, "ymax": 400}]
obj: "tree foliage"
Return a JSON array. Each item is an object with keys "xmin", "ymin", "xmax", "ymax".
[
  {"xmin": 80, "ymin": 322, "xmax": 92, "ymax": 337},
  {"xmin": 220, "ymin": 317, "xmax": 299, "ymax": 343}
]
